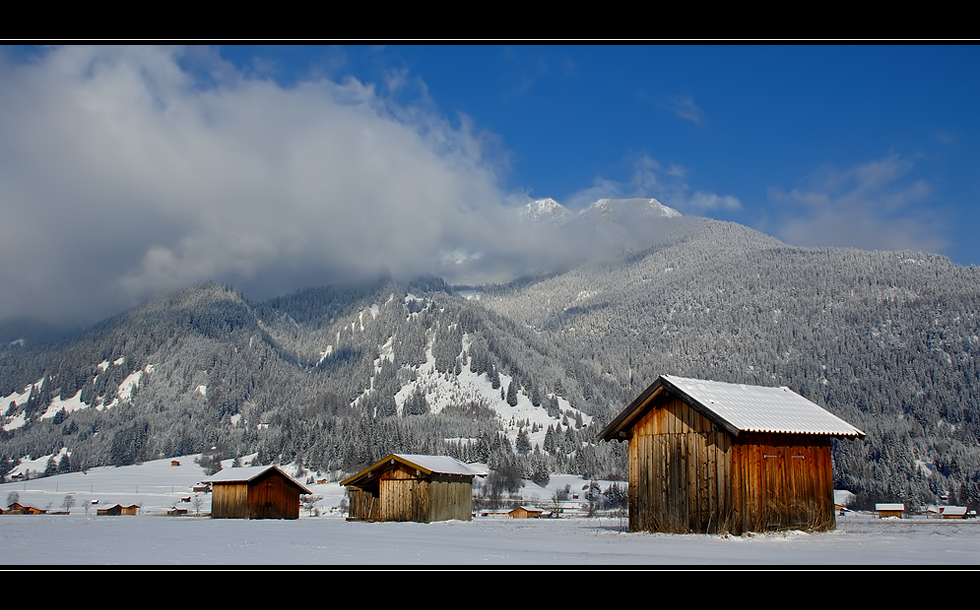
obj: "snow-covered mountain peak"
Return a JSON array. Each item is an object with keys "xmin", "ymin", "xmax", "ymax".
[{"xmin": 519, "ymin": 198, "xmax": 572, "ymax": 224}]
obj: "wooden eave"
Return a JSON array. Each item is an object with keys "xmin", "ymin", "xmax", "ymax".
[
  {"xmin": 597, "ymin": 376, "xmax": 744, "ymax": 442},
  {"xmin": 598, "ymin": 375, "xmax": 864, "ymax": 442},
  {"xmin": 209, "ymin": 465, "xmax": 312, "ymax": 495},
  {"xmin": 340, "ymin": 454, "xmax": 437, "ymax": 488}
]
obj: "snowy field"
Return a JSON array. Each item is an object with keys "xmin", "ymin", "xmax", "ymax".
[
  {"xmin": 1, "ymin": 511, "xmax": 979, "ymax": 567},
  {"xmin": 1, "ymin": 456, "xmax": 978, "ymax": 567}
]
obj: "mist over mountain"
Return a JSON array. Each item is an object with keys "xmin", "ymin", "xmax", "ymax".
[
  {"xmin": 0, "ymin": 318, "xmax": 77, "ymax": 348},
  {"xmin": 1, "ymin": 207, "xmax": 978, "ymax": 511},
  {"xmin": 445, "ymin": 197, "xmax": 687, "ymax": 287}
]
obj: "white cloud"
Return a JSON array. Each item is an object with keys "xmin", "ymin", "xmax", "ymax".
[
  {"xmin": 566, "ymin": 154, "xmax": 741, "ymax": 214},
  {"xmin": 0, "ymin": 45, "xmax": 519, "ymax": 325},
  {"xmin": 767, "ymin": 154, "xmax": 947, "ymax": 253},
  {"xmin": 667, "ymin": 94, "xmax": 702, "ymax": 125}
]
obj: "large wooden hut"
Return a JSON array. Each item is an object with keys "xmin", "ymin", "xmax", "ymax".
[
  {"xmin": 341, "ymin": 454, "xmax": 487, "ymax": 523},
  {"xmin": 598, "ymin": 375, "xmax": 865, "ymax": 535},
  {"xmin": 205, "ymin": 465, "xmax": 311, "ymax": 520}
]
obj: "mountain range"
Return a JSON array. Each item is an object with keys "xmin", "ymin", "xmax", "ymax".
[{"xmin": 2, "ymin": 198, "xmax": 978, "ymax": 511}]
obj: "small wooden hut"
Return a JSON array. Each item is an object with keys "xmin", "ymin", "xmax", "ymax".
[
  {"xmin": 508, "ymin": 506, "xmax": 544, "ymax": 519},
  {"xmin": 205, "ymin": 465, "xmax": 311, "ymax": 520},
  {"xmin": 341, "ymin": 454, "xmax": 487, "ymax": 523},
  {"xmin": 598, "ymin": 375, "xmax": 865, "ymax": 535},
  {"xmin": 940, "ymin": 506, "xmax": 967, "ymax": 519},
  {"xmin": 875, "ymin": 503, "xmax": 905, "ymax": 518}
]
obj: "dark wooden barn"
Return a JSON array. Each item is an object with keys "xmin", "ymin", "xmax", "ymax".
[
  {"xmin": 205, "ymin": 465, "xmax": 311, "ymax": 520},
  {"xmin": 341, "ymin": 454, "xmax": 487, "ymax": 523},
  {"xmin": 598, "ymin": 375, "xmax": 865, "ymax": 535}
]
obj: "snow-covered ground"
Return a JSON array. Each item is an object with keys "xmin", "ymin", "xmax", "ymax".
[
  {"xmin": 1, "ymin": 456, "xmax": 977, "ymax": 566},
  {"xmin": 1, "ymin": 510, "xmax": 977, "ymax": 566}
]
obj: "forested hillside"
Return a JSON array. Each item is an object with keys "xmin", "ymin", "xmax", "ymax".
[
  {"xmin": 1, "ymin": 214, "xmax": 978, "ymax": 511},
  {"xmin": 0, "ymin": 278, "xmax": 625, "ymax": 497},
  {"xmin": 480, "ymin": 217, "xmax": 980, "ymax": 509}
]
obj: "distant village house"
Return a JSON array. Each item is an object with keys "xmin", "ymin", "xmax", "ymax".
[
  {"xmin": 508, "ymin": 506, "xmax": 545, "ymax": 519},
  {"xmin": 97, "ymin": 504, "xmax": 140, "ymax": 516},
  {"xmin": 875, "ymin": 503, "xmax": 905, "ymax": 519},
  {"xmin": 5, "ymin": 502, "xmax": 46, "ymax": 515}
]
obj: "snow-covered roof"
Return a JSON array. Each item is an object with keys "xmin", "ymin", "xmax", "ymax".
[
  {"xmin": 662, "ymin": 375, "xmax": 865, "ymax": 437},
  {"xmin": 391, "ymin": 454, "xmax": 488, "ymax": 477},
  {"xmin": 599, "ymin": 375, "xmax": 865, "ymax": 441},
  {"xmin": 205, "ymin": 465, "xmax": 274, "ymax": 483},
  {"xmin": 340, "ymin": 453, "xmax": 487, "ymax": 487},
  {"xmin": 204, "ymin": 465, "xmax": 311, "ymax": 494},
  {"xmin": 875, "ymin": 503, "xmax": 905, "ymax": 511}
]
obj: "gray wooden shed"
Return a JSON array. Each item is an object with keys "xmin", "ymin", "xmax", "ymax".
[{"xmin": 341, "ymin": 454, "xmax": 487, "ymax": 523}]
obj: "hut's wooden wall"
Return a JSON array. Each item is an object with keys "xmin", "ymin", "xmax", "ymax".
[
  {"xmin": 628, "ymin": 396, "xmax": 733, "ymax": 534},
  {"xmin": 429, "ymin": 473, "xmax": 474, "ymax": 522},
  {"xmin": 730, "ymin": 433, "xmax": 835, "ymax": 534},
  {"xmin": 628, "ymin": 397, "xmax": 836, "ymax": 535},
  {"xmin": 349, "ymin": 462, "xmax": 474, "ymax": 523},
  {"xmin": 211, "ymin": 483, "xmax": 249, "ymax": 519},
  {"xmin": 380, "ymin": 466, "xmax": 431, "ymax": 522},
  {"xmin": 246, "ymin": 472, "xmax": 301, "ymax": 520}
]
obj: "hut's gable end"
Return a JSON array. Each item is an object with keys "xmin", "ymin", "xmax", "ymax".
[
  {"xmin": 380, "ymin": 466, "xmax": 431, "ymax": 522},
  {"xmin": 248, "ymin": 471, "xmax": 302, "ymax": 520},
  {"xmin": 628, "ymin": 398, "xmax": 733, "ymax": 534},
  {"xmin": 636, "ymin": 395, "xmax": 718, "ymax": 435}
]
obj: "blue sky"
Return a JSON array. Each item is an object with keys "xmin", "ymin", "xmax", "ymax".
[
  {"xmin": 1, "ymin": 45, "xmax": 977, "ymax": 325},
  {"xmin": 220, "ymin": 45, "xmax": 978, "ymax": 257}
]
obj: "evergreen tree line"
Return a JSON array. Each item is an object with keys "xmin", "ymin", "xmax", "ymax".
[{"xmin": 1, "ymin": 217, "xmax": 978, "ymax": 511}]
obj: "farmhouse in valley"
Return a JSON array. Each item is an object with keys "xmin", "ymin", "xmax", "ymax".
[
  {"xmin": 341, "ymin": 454, "xmax": 487, "ymax": 523},
  {"xmin": 97, "ymin": 503, "xmax": 140, "ymax": 516},
  {"xmin": 508, "ymin": 505, "xmax": 545, "ymax": 519},
  {"xmin": 875, "ymin": 503, "xmax": 905, "ymax": 519},
  {"xmin": 598, "ymin": 375, "xmax": 865, "ymax": 535},
  {"xmin": 205, "ymin": 465, "xmax": 311, "ymax": 520},
  {"xmin": 5, "ymin": 502, "xmax": 46, "ymax": 515}
]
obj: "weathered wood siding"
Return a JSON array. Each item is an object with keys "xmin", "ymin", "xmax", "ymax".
[
  {"xmin": 247, "ymin": 471, "xmax": 301, "ymax": 520},
  {"xmin": 628, "ymin": 396, "xmax": 733, "ymax": 534},
  {"xmin": 429, "ymin": 473, "xmax": 474, "ymax": 522},
  {"xmin": 211, "ymin": 483, "xmax": 249, "ymax": 519},
  {"xmin": 628, "ymin": 397, "xmax": 836, "ymax": 535},
  {"xmin": 730, "ymin": 433, "xmax": 835, "ymax": 534},
  {"xmin": 346, "ymin": 486, "xmax": 381, "ymax": 521},
  {"xmin": 349, "ymin": 463, "xmax": 474, "ymax": 523},
  {"xmin": 380, "ymin": 465, "xmax": 431, "ymax": 522}
]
